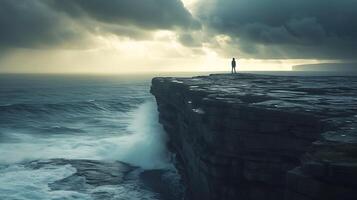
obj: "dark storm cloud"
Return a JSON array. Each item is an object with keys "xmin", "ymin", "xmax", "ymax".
[
  {"xmin": 0, "ymin": 0, "xmax": 199, "ymax": 49},
  {"xmin": 47, "ymin": 0, "xmax": 200, "ymax": 30},
  {"xmin": 178, "ymin": 33, "xmax": 202, "ymax": 47},
  {"xmin": 0, "ymin": 0, "xmax": 79, "ymax": 49},
  {"xmin": 197, "ymin": 0, "xmax": 357, "ymax": 59}
]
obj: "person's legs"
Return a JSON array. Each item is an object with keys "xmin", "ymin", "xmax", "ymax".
[{"xmin": 231, "ymin": 67, "xmax": 233, "ymax": 74}]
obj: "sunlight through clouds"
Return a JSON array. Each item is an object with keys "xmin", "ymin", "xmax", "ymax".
[{"xmin": 0, "ymin": 0, "xmax": 353, "ymax": 73}]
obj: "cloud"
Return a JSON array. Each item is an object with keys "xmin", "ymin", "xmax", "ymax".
[
  {"xmin": 1, "ymin": 0, "xmax": 356, "ymax": 65},
  {"xmin": 196, "ymin": 0, "xmax": 357, "ymax": 59},
  {"xmin": 47, "ymin": 0, "xmax": 200, "ymax": 30},
  {"xmin": 0, "ymin": 0, "xmax": 81, "ymax": 49},
  {"xmin": 0, "ymin": 0, "xmax": 199, "ymax": 50},
  {"xmin": 178, "ymin": 32, "xmax": 204, "ymax": 47}
]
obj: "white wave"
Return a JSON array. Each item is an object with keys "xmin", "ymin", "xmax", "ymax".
[
  {"xmin": 0, "ymin": 162, "xmax": 161, "ymax": 200},
  {"xmin": 0, "ymin": 100, "xmax": 169, "ymax": 170},
  {"xmin": 99, "ymin": 101, "xmax": 170, "ymax": 169},
  {"xmin": 0, "ymin": 164, "xmax": 91, "ymax": 200}
]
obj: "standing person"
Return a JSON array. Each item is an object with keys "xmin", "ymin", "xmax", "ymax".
[{"xmin": 231, "ymin": 58, "xmax": 237, "ymax": 74}]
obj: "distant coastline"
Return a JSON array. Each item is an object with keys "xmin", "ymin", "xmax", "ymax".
[{"xmin": 293, "ymin": 63, "xmax": 357, "ymax": 71}]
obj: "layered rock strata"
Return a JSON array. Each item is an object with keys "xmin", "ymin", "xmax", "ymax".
[{"xmin": 150, "ymin": 73, "xmax": 357, "ymax": 200}]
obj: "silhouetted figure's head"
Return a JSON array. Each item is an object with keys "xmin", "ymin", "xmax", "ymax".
[{"xmin": 232, "ymin": 58, "xmax": 235, "ymax": 61}]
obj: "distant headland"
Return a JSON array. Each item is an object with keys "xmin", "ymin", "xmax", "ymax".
[{"xmin": 293, "ymin": 63, "xmax": 357, "ymax": 71}]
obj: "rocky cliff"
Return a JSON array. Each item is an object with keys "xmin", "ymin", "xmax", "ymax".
[{"xmin": 150, "ymin": 73, "xmax": 357, "ymax": 200}]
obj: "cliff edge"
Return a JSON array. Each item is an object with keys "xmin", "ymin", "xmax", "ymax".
[{"xmin": 150, "ymin": 73, "xmax": 357, "ymax": 200}]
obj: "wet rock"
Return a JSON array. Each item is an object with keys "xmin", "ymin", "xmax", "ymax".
[
  {"xmin": 28, "ymin": 159, "xmax": 134, "ymax": 191},
  {"xmin": 140, "ymin": 169, "xmax": 185, "ymax": 200},
  {"xmin": 27, "ymin": 159, "xmax": 185, "ymax": 200}
]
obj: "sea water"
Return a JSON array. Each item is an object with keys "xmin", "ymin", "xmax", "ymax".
[{"xmin": 0, "ymin": 74, "xmax": 182, "ymax": 200}]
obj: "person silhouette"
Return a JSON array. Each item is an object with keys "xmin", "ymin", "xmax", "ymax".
[{"xmin": 231, "ymin": 58, "xmax": 237, "ymax": 74}]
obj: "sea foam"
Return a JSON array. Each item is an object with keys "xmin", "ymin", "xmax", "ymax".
[{"xmin": 100, "ymin": 101, "xmax": 170, "ymax": 169}]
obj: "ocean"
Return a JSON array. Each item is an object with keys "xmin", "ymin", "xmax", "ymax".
[{"xmin": 0, "ymin": 74, "xmax": 184, "ymax": 200}]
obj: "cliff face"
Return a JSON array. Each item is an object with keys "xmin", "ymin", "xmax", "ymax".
[{"xmin": 150, "ymin": 74, "xmax": 357, "ymax": 200}]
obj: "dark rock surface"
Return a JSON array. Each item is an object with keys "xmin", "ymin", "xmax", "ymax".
[
  {"xmin": 28, "ymin": 159, "xmax": 135, "ymax": 192},
  {"xmin": 150, "ymin": 73, "xmax": 357, "ymax": 200},
  {"xmin": 140, "ymin": 169, "xmax": 185, "ymax": 200},
  {"xmin": 27, "ymin": 159, "xmax": 184, "ymax": 200}
]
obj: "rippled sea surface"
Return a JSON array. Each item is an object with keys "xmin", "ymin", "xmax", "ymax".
[{"xmin": 0, "ymin": 74, "xmax": 183, "ymax": 200}]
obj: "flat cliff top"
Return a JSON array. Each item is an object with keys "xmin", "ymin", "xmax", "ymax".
[
  {"xmin": 152, "ymin": 73, "xmax": 357, "ymax": 158},
  {"xmin": 153, "ymin": 73, "xmax": 357, "ymax": 120}
]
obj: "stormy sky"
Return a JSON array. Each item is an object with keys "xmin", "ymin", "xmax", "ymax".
[{"xmin": 0, "ymin": 0, "xmax": 356, "ymax": 73}]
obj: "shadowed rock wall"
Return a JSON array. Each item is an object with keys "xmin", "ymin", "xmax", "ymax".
[{"xmin": 150, "ymin": 74, "xmax": 357, "ymax": 200}]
